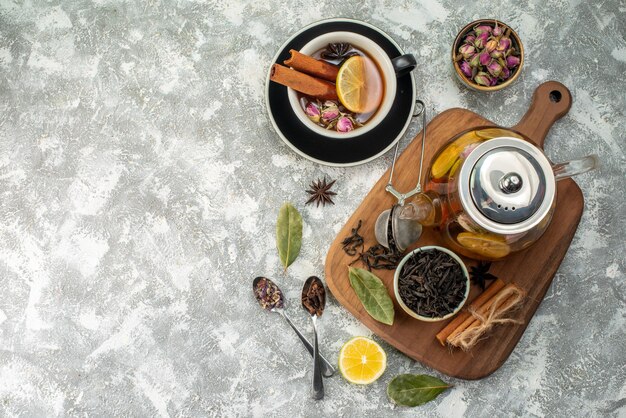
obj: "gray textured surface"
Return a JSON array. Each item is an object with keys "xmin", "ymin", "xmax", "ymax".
[{"xmin": 0, "ymin": 1, "xmax": 625, "ymax": 417}]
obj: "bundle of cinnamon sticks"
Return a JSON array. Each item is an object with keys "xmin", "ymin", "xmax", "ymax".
[
  {"xmin": 270, "ymin": 50, "xmax": 339, "ymax": 100},
  {"xmin": 436, "ymin": 279, "xmax": 526, "ymax": 350}
]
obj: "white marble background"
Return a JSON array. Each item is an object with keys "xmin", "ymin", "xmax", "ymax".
[{"xmin": 0, "ymin": 0, "xmax": 624, "ymax": 417}]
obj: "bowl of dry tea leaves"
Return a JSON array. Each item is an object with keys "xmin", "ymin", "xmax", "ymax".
[{"xmin": 394, "ymin": 246, "xmax": 470, "ymax": 322}]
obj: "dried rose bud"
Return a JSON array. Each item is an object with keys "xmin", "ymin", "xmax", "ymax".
[
  {"xmin": 460, "ymin": 61, "xmax": 472, "ymax": 77},
  {"xmin": 458, "ymin": 44, "xmax": 475, "ymax": 59},
  {"xmin": 336, "ymin": 116, "xmax": 353, "ymax": 132},
  {"xmin": 464, "ymin": 34, "xmax": 476, "ymax": 44},
  {"xmin": 474, "ymin": 25, "xmax": 493, "ymax": 35},
  {"xmin": 485, "ymin": 39, "xmax": 498, "ymax": 53},
  {"xmin": 461, "ymin": 142, "xmax": 481, "ymax": 158},
  {"xmin": 490, "ymin": 49, "xmax": 504, "ymax": 59},
  {"xmin": 474, "ymin": 72, "xmax": 492, "ymax": 86},
  {"xmin": 505, "ymin": 47, "xmax": 517, "ymax": 58},
  {"xmin": 469, "ymin": 53, "xmax": 481, "ymax": 68},
  {"xmin": 487, "ymin": 60, "xmax": 503, "ymax": 76},
  {"xmin": 500, "ymin": 66, "xmax": 511, "ymax": 79},
  {"xmin": 492, "ymin": 25, "xmax": 503, "ymax": 37},
  {"xmin": 474, "ymin": 32, "xmax": 489, "ymax": 49},
  {"xmin": 479, "ymin": 51, "xmax": 491, "ymax": 66},
  {"xmin": 322, "ymin": 109, "xmax": 339, "ymax": 122},
  {"xmin": 489, "ymin": 77, "xmax": 498, "ymax": 86},
  {"xmin": 305, "ymin": 102, "xmax": 321, "ymax": 123},
  {"xmin": 497, "ymin": 37, "xmax": 512, "ymax": 51},
  {"xmin": 321, "ymin": 102, "xmax": 339, "ymax": 122},
  {"xmin": 506, "ymin": 55, "xmax": 520, "ymax": 68}
]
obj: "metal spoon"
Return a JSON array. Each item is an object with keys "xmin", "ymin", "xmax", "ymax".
[
  {"xmin": 252, "ymin": 277, "xmax": 335, "ymax": 378},
  {"xmin": 301, "ymin": 276, "xmax": 326, "ymax": 400}
]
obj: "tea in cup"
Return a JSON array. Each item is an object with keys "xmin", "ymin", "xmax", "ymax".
[{"xmin": 270, "ymin": 32, "xmax": 416, "ymax": 138}]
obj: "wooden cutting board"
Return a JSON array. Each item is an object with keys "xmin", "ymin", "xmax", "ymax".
[{"xmin": 324, "ymin": 81, "xmax": 584, "ymax": 380}]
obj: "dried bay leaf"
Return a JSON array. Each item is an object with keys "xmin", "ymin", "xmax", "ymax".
[
  {"xmin": 387, "ymin": 374, "xmax": 451, "ymax": 407},
  {"xmin": 276, "ymin": 203, "xmax": 302, "ymax": 270},
  {"xmin": 348, "ymin": 267, "xmax": 394, "ymax": 325}
]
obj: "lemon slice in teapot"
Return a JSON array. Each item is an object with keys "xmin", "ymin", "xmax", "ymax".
[
  {"xmin": 431, "ymin": 131, "xmax": 482, "ymax": 179},
  {"xmin": 457, "ymin": 232, "xmax": 511, "ymax": 259}
]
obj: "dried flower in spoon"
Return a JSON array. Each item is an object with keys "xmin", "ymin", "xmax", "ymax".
[{"xmin": 254, "ymin": 277, "xmax": 284, "ymax": 310}]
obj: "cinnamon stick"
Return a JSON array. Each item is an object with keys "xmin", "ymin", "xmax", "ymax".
[
  {"xmin": 445, "ymin": 283, "xmax": 520, "ymax": 343},
  {"xmin": 284, "ymin": 49, "xmax": 339, "ymax": 82},
  {"xmin": 435, "ymin": 278, "xmax": 505, "ymax": 346},
  {"xmin": 270, "ymin": 64, "xmax": 338, "ymax": 100}
]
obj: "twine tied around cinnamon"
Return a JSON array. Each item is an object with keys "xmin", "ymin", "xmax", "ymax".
[{"xmin": 447, "ymin": 284, "xmax": 526, "ymax": 351}]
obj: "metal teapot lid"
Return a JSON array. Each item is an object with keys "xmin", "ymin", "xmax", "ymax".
[{"xmin": 458, "ymin": 136, "xmax": 556, "ymax": 235}]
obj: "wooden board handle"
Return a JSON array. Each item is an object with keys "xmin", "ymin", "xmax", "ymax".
[{"xmin": 512, "ymin": 81, "xmax": 572, "ymax": 149}]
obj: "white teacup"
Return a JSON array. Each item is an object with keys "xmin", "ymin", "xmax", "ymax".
[{"xmin": 287, "ymin": 32, "xmax": 416, "ymax": 139}]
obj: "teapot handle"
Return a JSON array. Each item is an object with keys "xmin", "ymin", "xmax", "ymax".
[
  {"xmin": 553, "ymin": 155, "xmax": 599, "ymax": 181},
  {"xmin": 512, "ymin": 81, "xmax": 572, "ymax": 149}
]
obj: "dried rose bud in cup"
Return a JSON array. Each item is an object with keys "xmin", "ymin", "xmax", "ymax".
[
  {"xmin": 321, "ymin": 101, "xmax": 339, "ymax": 123},
  {"xmin": 301, "ymin": 98, "xmax": 362, "ymax": 133},
  {"xmin": 305, "ymin": 102, "xmax": 321, "ymax": 123},
  {"xmin": 336, "ymin": 116, "xmax": 354, "ymax": 133}
]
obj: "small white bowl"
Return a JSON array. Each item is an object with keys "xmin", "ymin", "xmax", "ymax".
[{"xmin": 393, "ymin": 246, "xmax": 470, "ymax": 322}]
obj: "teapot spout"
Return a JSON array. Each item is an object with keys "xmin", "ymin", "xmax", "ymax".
[
  {"xmin": 398, "ymin": 191, "xmax": 441, "ymax": 227},
  {"xmin": 553, "ymin": 154, "xmax": 599, "ymax": 181}
]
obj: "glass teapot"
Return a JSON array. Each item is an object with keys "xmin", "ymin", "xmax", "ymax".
[{"xmin": 390, "ymin": 127, "xmax": 597, "ymax": 260}]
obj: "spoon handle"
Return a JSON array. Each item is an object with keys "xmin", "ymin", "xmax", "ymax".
[
  {"xmin": 280, "ymin": 311, "xmax": 336, "ymax": 377},
  {"xmin": 311, "ymin": 317, "xmax": 324, "ymax": 400}
]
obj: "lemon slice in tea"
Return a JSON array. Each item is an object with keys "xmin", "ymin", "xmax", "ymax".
[
  {"xmin": 457, "ymin": 232, "xmax": 511, "ymax": 259},
  {"xmin": 338, "ymin": 336, "xmax": 387, "ymax": 385},
  {"xmin": 336, "ymin": 56, "xmax": 383, "ymax": 113},
  {"xmin": 430, "ymin": 131, "xmax": 482, "ymax": 179}
]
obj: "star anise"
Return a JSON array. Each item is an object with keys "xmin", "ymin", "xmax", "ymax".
[
  {"xmin": 320, "ymin": 43, "xmax": 359, "ymax": 61},
  {"xmin": 305, "ymin": 178, "xmax": 337, "ymax": 207},
  {"xmin": 469, "ymin": 261, "xmax": 498, "ymax": 291}
]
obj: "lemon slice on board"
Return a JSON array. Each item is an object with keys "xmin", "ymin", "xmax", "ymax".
[
  {"xmin": 457, "ymin": 232, "xmax": 511, "ymax": 259},
  {"xmin": 338, "ymin": 336, "xmax": 387, "ymax": 385},
  {"xmin": 336, "ymin": 56, "xmax": 383, "ymax": 113}
]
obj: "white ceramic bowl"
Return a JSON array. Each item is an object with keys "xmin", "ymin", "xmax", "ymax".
[
  {"xmin": 287, "ymin": 31, "xmax": 397, "ymax": 139},
  {"xmin": 393, "ymin": 246, "xmax": 470, "ymax": 322}
]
